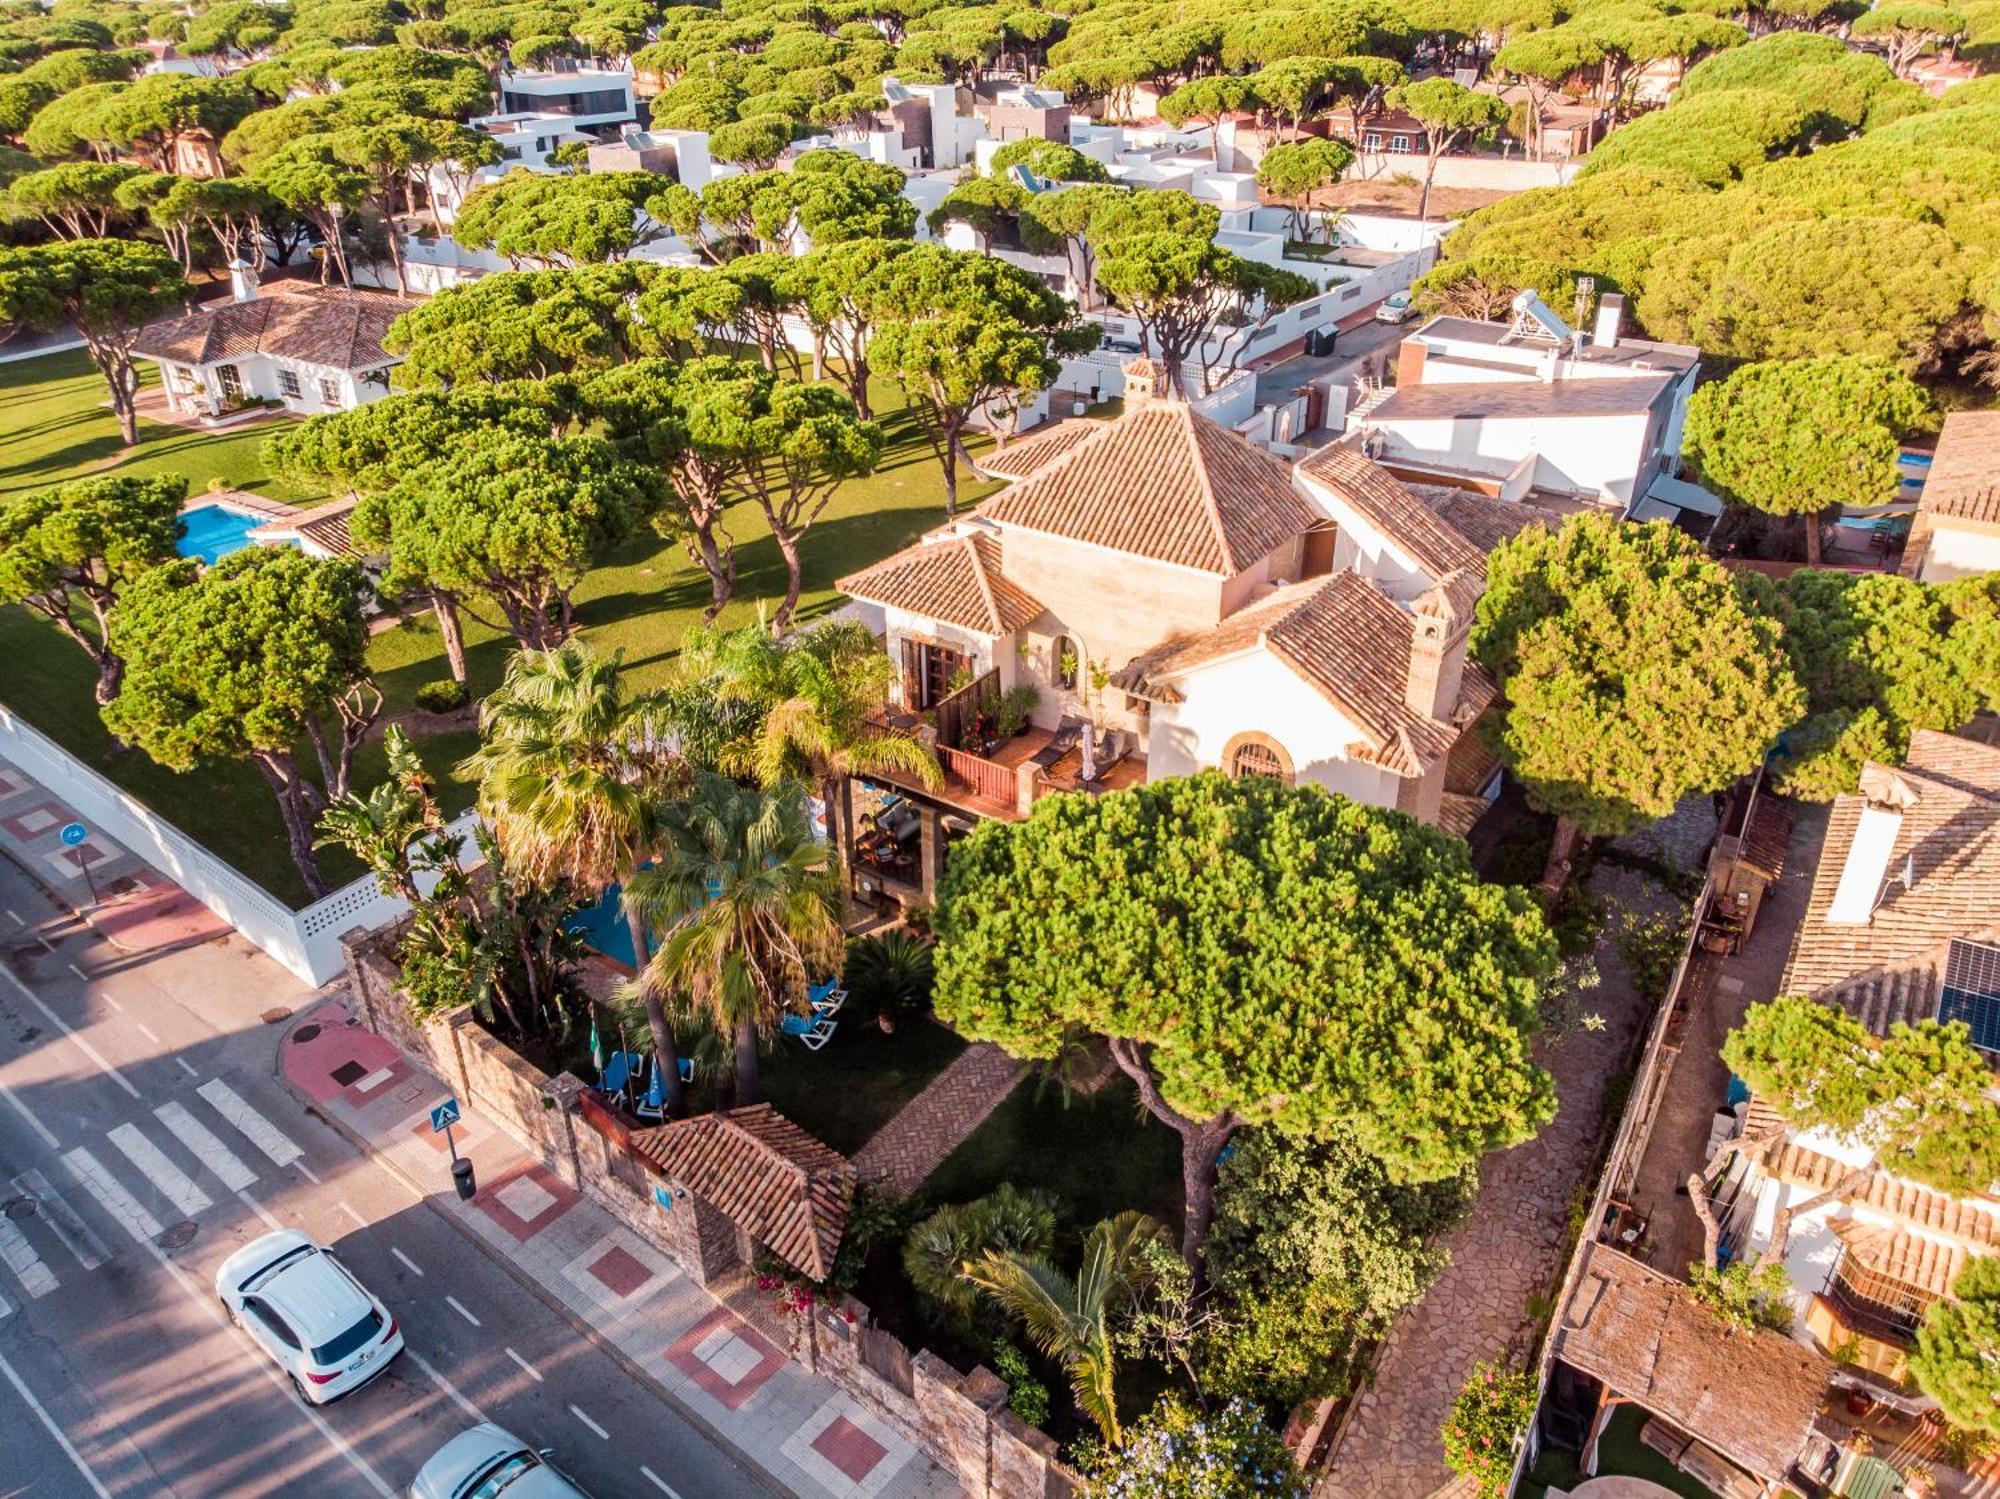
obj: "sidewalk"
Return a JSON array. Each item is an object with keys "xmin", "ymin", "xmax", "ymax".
[
  {"xmin": 0, "ymin": 751, "xmax": 229, "ymax": 957},
  {"xmin": 279, "ymin": 997, "xmax": 963, "ymax": 1499}
]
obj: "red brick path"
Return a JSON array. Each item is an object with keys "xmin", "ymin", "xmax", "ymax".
[{"xmin": 851, "ymin": 1042, "xmax": 1024, "ymax": 1196}]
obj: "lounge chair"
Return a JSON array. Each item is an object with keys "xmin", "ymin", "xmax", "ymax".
[
  {"xmin": 1083, "ymin": 730, "xmax": 1133, "ymax": 793},
  {"xmin": 598, "ymin": 1049, "xmax": 644, "ymax": 1097},
  {"xmin": 808, "ymin": 976, "xmax": 847, "ymax": 1016},
  {"xmin": 780, "ymin": 1011, "xmax": 838, "ymax": 1050},
  {"xmin": 1029, "ymin": 715, "xmax": 1087, "ymax": 770}
]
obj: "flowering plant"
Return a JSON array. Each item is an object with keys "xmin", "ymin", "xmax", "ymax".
[
  {"xmin": 1080, "ymin": 1396, "xmax": 1306, "ymax": 1498},
  {"xmin": 1441, "ymin": 1359, "xmax": 1537, "ymax": 1498}
]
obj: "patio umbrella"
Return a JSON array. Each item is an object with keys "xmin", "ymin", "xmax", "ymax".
[
  {"xmin": 1079, "ymin": 725, "xmax": 1098, "ymax": 782},
  {"xmin": 589, "ymin": 1007, "xmax": 606, "ymax": 1077}
]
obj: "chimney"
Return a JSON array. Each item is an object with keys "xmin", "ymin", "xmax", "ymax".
[
  {"xmin": 228, "ymin": 258, "xmax": 259, "ymax": 303},
  {"xmin": 1826, "ymin": 764, "xmax": 1921, "ymax": 924},
  {"xmin": 1395, "ymin": 338, "xmax": 1427, "ymax": 388},
  {"xmin": 1121, "ymin": 355, "xmax": 1172, "ymax": 404},
  {"xmin": 1593, "ymin": 292, "xmax": 1625, "ymax": 350},
  {"xmin": 1405, "ymin": 573, "xmax": 1471, "ymax": 720}
]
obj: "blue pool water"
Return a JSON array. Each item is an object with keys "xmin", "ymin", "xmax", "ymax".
[
  {"xmin": 567, "ymin": 882, "xmax": 636, "ymax": 967},
  {"xmin": 176, "ymin": 504, "xmax": 266, "ymax": 563}
]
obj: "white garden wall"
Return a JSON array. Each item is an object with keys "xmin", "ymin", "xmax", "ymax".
[{"xmin": 0, "ymin": 705, "xmax": 478, "ymax": 986}]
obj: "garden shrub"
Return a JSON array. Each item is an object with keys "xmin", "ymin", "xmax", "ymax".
[{"xmin": 415, "ymin": 678, "xmax": 470, "ymax": 712}]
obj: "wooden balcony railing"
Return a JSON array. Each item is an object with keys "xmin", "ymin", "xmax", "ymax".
[
  {"xmin": 939, "ymin": 744, "xmax": 1016, "ymax": 808},
  {"xmin": 934, "ymin": 667, "xmax": 1001, "ymax": 753}
]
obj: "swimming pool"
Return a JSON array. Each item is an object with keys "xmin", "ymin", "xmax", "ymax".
[
  {"xmin": 567, "ymin": 881, "xmax": 637, "ymax": 968},
  {"xmin": 176, "ymin": 503, "xmax": 267, "ymax": 563}
]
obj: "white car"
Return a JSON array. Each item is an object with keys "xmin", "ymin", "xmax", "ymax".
[
  {"xmin": 411, "ymin": 1424, "xmax": 594, "ymax": 1499},
  {"xmin": 215, "ymin": 1229, "xmax": 403, "ymax": 1404},
  {"xmin": 1375, "ymin": 291, "xmax": 1420, "ymax": 324}
]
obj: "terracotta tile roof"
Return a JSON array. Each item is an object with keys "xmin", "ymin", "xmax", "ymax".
[
  {"xmin": 1112, "ymin": 573, "xmax": 1496, "ymax": 777},
  {"xmin": 981, "ymin": 418, "xmax": 1102, "ymax": 481},
  {"xmin": 1295, "ymin": 442, "xmax": 1488, "ymax": 580},
  {"xmin": 1410, "ymin": 484, "xmax": 1567, "ymax": 555},
  {"xmin": 1918, "ymin": 411, "xmax": 2000, "ymax": 526},
  {"xmin": 978, "ymin": 399, "xmax": 1320, "ymax": 575},
  {"xmin": 1768, "ymin": 1141, "xmax": 2000, "ymax": 1253},
  {"xmin": 628, "ymin": 1104, "xmax": 854, "ymax": 1280},
  {"xmin": 249, "ymin": 496, "xmax": 362, "ymax": 558},
  {"xmin": 837, "ymin": 530, "xmax": 1043, "ymax": 636},
  {"xmin": 1781, "ymin": 731, "xmax": 2000, "ymax": 1034},
  {"xmin": 132, "ymin": 285, "xmax": 418, "ymax": 371},
  {"xmin": 1830, "ymin": 1220, "xmax": 1964, "ymax": 1300},
  {"xmin": 1554, "ymin": 1243, "xmax": 1833, "ymax": 1482}
]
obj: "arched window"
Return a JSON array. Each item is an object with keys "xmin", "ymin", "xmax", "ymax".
[
  {"xmin": 1053, "ymin": 635, "xmax": 1081, "ymax": 691},
  {"xmin": 1223, "ymin": 733, "xmax": 1293, "ymax": 785}
]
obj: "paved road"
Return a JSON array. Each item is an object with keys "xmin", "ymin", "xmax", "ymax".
[{"xmin": 0, "ymin": 852, "xmax": 771, "ymax": 1499}]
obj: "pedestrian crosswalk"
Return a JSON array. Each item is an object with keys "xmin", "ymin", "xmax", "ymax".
[{"xmin": 1, "ymin": 1080, "xmax": 308, "ymax": 1309}]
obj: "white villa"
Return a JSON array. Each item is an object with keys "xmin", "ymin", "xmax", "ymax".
[
  {"xmin": 130, "ymin": 265, "xmax": 414, "ymax": 420},
  {"xmin": 832, "ymin": 357, "xmax": 1538, "ymax": 910},
  {"xmin": 1350, "ymin": 292, "xmax": 1718, "ymax": 529}
]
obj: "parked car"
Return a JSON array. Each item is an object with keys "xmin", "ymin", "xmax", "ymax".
[
  {"xmin": 411, "ymin": 1424, "xmax": 595, "ymax": 1499},
  {"xmin": 214, "ymin": 1229, "xmax": 403, "ymax": 1404},
  {"xmin": 1375, "ymin": 291, "xmax": 1420, "ymax": 324}
]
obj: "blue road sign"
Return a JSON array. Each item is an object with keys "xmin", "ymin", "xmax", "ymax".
[
  {"xmin": 429, "ymin": 1097, "xmax": 461, "ymax": 1133},
  {"xmin": 59, "ymin": 823, "xmax": 88, "ymax": 848}
]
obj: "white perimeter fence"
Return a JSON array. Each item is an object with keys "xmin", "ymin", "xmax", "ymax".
[{"xmin": 0, "ymin": 704, "xmax": 477, "ymax": 986}]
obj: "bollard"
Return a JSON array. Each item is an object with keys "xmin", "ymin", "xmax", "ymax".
[{"xmin": 452, "ymin": 1157, "xmax": 476, "ymax": 1200}]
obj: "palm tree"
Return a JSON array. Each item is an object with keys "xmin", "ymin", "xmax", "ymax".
[
  {"xmin": 456, "ymin": 643, "xmax": 691, "ymax": 1112},
  {"xmin": 623, "ymin": 773, "xmax": 845, "ymax": 1106},
  {"xmin": 680, "ymin": 619, "xmax": 943, "ymax": 856},
  {"xmin": 962, "ymin": 1211, "xmax": 1167, "ymax": 1446}
]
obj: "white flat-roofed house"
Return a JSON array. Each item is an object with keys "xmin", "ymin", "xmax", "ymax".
[
  {"xmin": 1353, "ymin": 293, "xmax": 1717, "ymax": 528},
  {"xmin": 496, "ymin": 65, "xmax": 636, "ymax": 134}
]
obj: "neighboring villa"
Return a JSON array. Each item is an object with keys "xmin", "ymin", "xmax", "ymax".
[
  {"xmin": 1707, "ymin": 731, "xmax": 2000, "ymax": 1403},
  {"xmin": 130, "ymin": 264, "xmax": 415, "ymax": 421},
  {"xmin": 831, "ymin": 357, "xmax": 1540, "ymax": 910},
  {"xmin": 1900, "ymin": 410, "xmax": 2000, "ymax": 583},
  {"xmin": 1349, "ymin": 293, "xmax": 1718, "ymax": 530}
]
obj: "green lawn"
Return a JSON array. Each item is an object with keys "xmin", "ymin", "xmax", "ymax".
[
  {"xmin": 1520, "ymin": 1407, "xmax": 1721, "ymax": 1499},
  {"xmin": 921, "ymin": 1075, "xmax": 1185, "ymax": 1240},
  {"xmin": 0, "ymin": 349, "xmax": 991, "ymax": 904},
  {"xmin": 761, "ymin": 1016, "xmax": 967, "ymax": 1156}
]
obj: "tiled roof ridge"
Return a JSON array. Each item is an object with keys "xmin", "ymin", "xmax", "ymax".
[
  {"xmin": 961, "ymin": 535, "xmax": 1006, "ymax": 635},
  {"xmin": 1179, "ymin": 401, "xmax": 1300, "ymax": 573}
]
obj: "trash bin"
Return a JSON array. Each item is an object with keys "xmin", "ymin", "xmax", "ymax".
[{"xmin": 452, "ymin": 1157, "xmax": 476, "ymax": 1200}]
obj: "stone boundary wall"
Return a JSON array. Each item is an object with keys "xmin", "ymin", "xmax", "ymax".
[{"xmin": 338, "ymin": 924, "xmax": 1081, "ymax": 1499}]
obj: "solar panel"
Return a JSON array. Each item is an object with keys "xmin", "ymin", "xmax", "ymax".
[{"xmin": 1937, "ymin": 940, "xmax": 2000, "ymax": 1054}]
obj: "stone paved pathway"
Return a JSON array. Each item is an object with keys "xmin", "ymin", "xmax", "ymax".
[
  {"xmin": 851, "ymin": 1041, "xmax": 1024, "ymax": 1196},
  {"xmin": 1315, "ymin": 858, "xmax": 1688, "ymax": 1499}
]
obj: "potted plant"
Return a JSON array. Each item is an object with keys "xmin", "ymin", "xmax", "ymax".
[{"xmin": 994, "ymin": 685, "xmax": 1039, "ymax": 740}]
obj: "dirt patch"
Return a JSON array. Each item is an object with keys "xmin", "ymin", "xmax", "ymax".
[{"xmin": 1315, "ymin": 180, "xmax": 1515, "ymax": 219}]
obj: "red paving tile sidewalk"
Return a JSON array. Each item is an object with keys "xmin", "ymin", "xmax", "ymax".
[
  {"xmin": 278, "ymin": 998, "xmax": 962, "ymax": 1499},
  {"xmin": 0, "ymin": 753, "xmax": 229, "ymax": 955}
]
